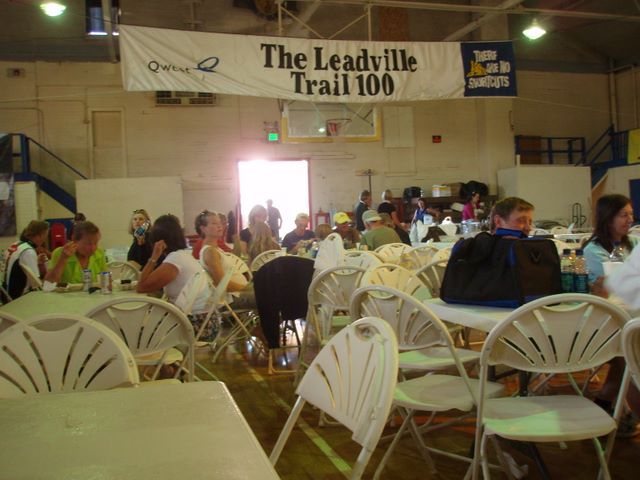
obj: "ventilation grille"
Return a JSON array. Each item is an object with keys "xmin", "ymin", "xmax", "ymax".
[{"xmin": 155, "ymin": 91, "xmax": 218, "ymax": 106}]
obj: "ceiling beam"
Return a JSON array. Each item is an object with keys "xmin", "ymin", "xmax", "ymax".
[
  {"xmin": 443, "ymin": 0, "xmax": 525, "ymax": 41},
  {"xmin": 292, "ymin": 0, "xmax": 640, "ymax": 23}
]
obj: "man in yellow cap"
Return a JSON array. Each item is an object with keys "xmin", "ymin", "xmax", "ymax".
[{"xmin": 333, "ymin": 212, "xmax": 360, "ymax": 249}]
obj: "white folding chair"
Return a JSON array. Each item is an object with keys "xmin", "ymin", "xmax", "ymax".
[
  {"xmin": 298, "ymin": 265, "xmax": 367, "ymax": 382},
  {"xmin": 374, "ymin": 242, "xmax": 412, "ymax": 263},
  {"xmin": 0, "ymin": 311, "xmax": 20, "ymax": 334},
  {"xmin": 622, "ymin": 318, "xmax": 640, "ymax": 392},
  {"xmin": 550, "ymin": 225, "xmax": 569, "ymax": 235},
  {"xmin": 87, "ymin": 296, "xmax": 195, "ymax": 383},
  {"xmin": 349, "ymin": 286, "xmax": 501, "ymax": 478},
  {"xmin": 401, "ymin": 244, "xmax": 439, "ymax": 270},
  {"xmin": 350, "ymin": 285, "xmax": 481, "ymax": 374},
  {"xmin": 343, "ymin": 250, "xmax": 383, "ymax": 270},
  {"xmin": 0, "ymin": 314, "xmax": 139, "ymax": 398},
  {"xmin": 213, "ymin": 253, "xmax": 263, "ymax": 361},
  {"xmin": 250, "ymin": 249, "xmax": 282, "ymax": 272},
  {"xmin": 414, "ymin": 259, "xmax": 448, "ymax": 298},
  {"xmin": 108, "ymin": 260, "xmax": 141, "ymax": 281},
  {"xmin": 20, "ymin": 264, "xmax": 43, "ymax": 291},
  {"xmin": 360, "ymin": 263, "xmax": 431, "ymax": 301},
  {"xmin": 270, "ymin": 317, "xmax": 399, "ymax": 480},
  {"xmin": 472, "ymin": 293, "xmax": 630, "ymax": 480}
]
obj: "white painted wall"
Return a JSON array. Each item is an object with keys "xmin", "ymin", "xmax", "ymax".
[
  {"xmin": 497, "ymin": 165, "xmax": 592, "ymax": 226},
  {"xmin": 76, "ymin": 176, "xmax": 183, "ymax": 249},
  {"xmin": 601, "ymin": 164, "xmax": 640, "ymax": 198},
  {"xmin": 2, "ymin": 60, "xmax": 628, "ymax": 238}
]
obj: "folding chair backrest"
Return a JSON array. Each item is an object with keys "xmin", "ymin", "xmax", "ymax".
[
  {"xmin": 108, "ymin": 261, "xmax": 141, "ymax": 281},
  {"xmin": 350, "ymin": 284, "xmax": 448, "ymax": 351},
  {"xmin": 86, "ymin": 296, "xmax": 195, "ymax": 381},
  {"xmin": 374, "ymin": 242, "xmax": 412, "ymax": 263},
  {"xmin": 250, "ymin": 249, "xmax": 282, "ymax": 272},
  {"xmin": 0, "ymin": 311, "xmax": 20, "ymax": 334},
  {"xmin": 20, "ymin": 264, "xmax": 42, "ymax": 290},
  {"xmin": 343, "ymin": 250, "xmax": 383, "ymax": 270},
  {"xmin": 414, "ymin": 259, "xmax": 448, "ymax": 298},
  {"xmin": 308, "ymin": 265, "xmax": 366, "ymax": 339},
  {"xmin": 360, "ymin": 263, "xmax": 431, "ymax": 301},
  {"xmin": 222, "ymin": 252, "xmax": 253, "ymax": 282},
  {"xmin": 296, "ymin": 316, "xmax": 399, "ymax": 450},
  {"xmin": 174, "ymin": 269, "xmax": 232, "ymax": 315},
  {"xmin": 401, "ymin": 244, "xmax": 439, "ymax": 270},
  {"xmin": 0, "ymin": 314, "xmax": 139, "ymax": 398},
  {"xmin": 622, "ymin": 318, "xmax": 640, "ymax": 392},
  {"xmin": 481, "ymin": 293, "xmax": 630, "ymax": 374}
]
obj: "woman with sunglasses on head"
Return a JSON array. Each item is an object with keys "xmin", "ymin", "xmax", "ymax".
[
  {"xmin": 192, "ymin": 212, "xmax": 232, "ymax": 260},
  {"xmin": 127, "ymin": 209, "xmax": 152, "ymax": 268},
  {"xmin": 194, "ymin": 211, "xmax": 247, "ymax": 293}
]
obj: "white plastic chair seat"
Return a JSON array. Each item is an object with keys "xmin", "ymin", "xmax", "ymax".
[
  {"xmin": 398, "ymin": 346, "xmax": 480, "ymax": 370},
  {"xmin": 135, "ymin": 347, "xmax": 183, "ymax": 365},
  {"xmin": 394, "ymin": 374, "xmax": 503, "ymax": 412},
  {"xmin": 482, "ymin": 395, "xmax": 616, "ymax": 442}
]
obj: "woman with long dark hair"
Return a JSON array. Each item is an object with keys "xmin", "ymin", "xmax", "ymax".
[
  {"xmin": 127, "ymin": 208, "xmax": 152, "ymax": 267},
  {"xmin": 583, "ymin": 194, "xmax": 637, "ymax": 285},
  {"xmin": 137, "ymin": 214, "xmax": 219, "ymax": 342}
]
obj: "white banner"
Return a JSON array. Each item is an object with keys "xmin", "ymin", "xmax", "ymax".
[{"xmin": 120, "ymin": 25, "xmax": 516, "ymax": 103}]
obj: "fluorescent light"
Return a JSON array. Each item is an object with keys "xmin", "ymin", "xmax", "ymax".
[
  {"xmin": 523, "ymin": 20, "xmax": 546, "ymax": 40},
  {"xmin": 40, "ymin": 2, "xmax": 66, "ymax": 17},
  {"xmin": 88, "ymin": 31, "xmax": 109, "ymax": 36}
]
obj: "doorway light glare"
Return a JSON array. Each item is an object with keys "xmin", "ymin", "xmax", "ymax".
[{"xmin": 40, "ymin": 2, "xmax": 66, "ymax": 17}]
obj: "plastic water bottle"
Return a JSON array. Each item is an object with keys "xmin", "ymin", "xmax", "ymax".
[
  {"xmin": 609, "ymin": 243, "xmax": 626, "ymax": 263},
  {"xmin": 560, "ymin": 248, "xmax": 574, "ymax": 293},
  {"xmin": 573, "ymin": 249, "xmax": 589, "ymax": 293},
  {"xmin": 310, "ymin": 241, "xmax": 320, "ymax": 258}
]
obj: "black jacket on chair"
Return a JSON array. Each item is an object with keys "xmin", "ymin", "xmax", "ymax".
[{"xmin": 253, "ymin": 255, "xmax": 315, "ymax": 349}]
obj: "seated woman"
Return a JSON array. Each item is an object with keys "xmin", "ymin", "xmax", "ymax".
[
  {"xmin": 45, "ymin": 221, "xmax": 108, "ymax": 284},
  {"xmin": 136, "ymin": 214, "xmax": 219, "ymax": 342},
  {"xmin": 248, "ymin": 222, "xmax": 280, "ymax": 264},
  {"xmin": 239, "ymin": 205, "xmax": 268, "ymax": 256},
  {"xmin": 584, "ymin": 194, "xmax": 637, "ymax": 285},
  {"xmin": 380, "ymin": 212, "xmax": 411, "ymax": 246},
  {"xmin": 195, "ymin": 210, "xmax": 247, "ymax": 292},
  {"xmin": 583, "ymin": 194, "xmax": 639, "ymax": 436},
  {"xmin": 3, "ymin": 220, "xmax": 49, "ymax": 300},
  {"xmin": 127, "ymin": 209, "xmax": 152, "ymax": 268},
  {"xmin": 378, "ymin": 189, "xmax": 406, "ymax": 231},
  {"xmin": 462, "ymin": 192, "xmax": 480, "ymax": 221},
  {"xmin": 314, "ymin": 223, "xmax": 332, "ymax": 240},
  {"xmin": 193, "ymin": 211, "xmax": 232, "ymax": 260}
]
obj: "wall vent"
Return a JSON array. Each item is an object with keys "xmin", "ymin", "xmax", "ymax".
[{"xmin": 155, "ymin": 91, "xmax": 218, "ymax": 106}]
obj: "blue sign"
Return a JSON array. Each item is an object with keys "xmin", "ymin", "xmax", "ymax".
[{"xmin": 461, "ymin": 41, "xmax": 517, "ymax": 97}]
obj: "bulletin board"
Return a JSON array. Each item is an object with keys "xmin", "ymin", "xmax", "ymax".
[{"xmin": 76, "ymin": 176, "xmax": 183, "ymax": 249}]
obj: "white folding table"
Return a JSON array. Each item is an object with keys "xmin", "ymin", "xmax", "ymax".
[
  {"xmin": 0, "ymin": 381, "xmax": 279, "ymax": 479},
  {"xmin": 424, "ymin": 297, "xmax": 512, "ymax": 333},
  {"xmin": 0, "ymin": 290, "xmax": 146, "ymax": 318}
]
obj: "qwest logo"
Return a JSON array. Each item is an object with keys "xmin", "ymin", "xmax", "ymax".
[{"xmin": 146, "ymin": 56, "xmax": 220, "ymax": 75}]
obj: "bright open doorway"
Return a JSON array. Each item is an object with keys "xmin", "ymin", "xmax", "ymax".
[{"xmin": 237, "ymin": 159, "xmax": 310, "ymax": 238}]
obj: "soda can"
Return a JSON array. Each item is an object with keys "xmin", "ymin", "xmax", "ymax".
[
  {"xmin": 82, "ymin": 269, "xmax": 92, "ymax": 292},
  {"xmin": 99, "ymin": 271, "xmax": 113, "ymax": 294}
]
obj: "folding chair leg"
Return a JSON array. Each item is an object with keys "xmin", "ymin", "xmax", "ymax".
[{"xmin": 270, "ymin": 397, "xmax": 306, "ymax": 465}]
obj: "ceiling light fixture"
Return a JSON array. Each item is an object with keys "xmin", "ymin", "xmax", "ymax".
[
  {"xmin": 523, "ymin": 19, "xmax": 546, "ymax": 40},
  {"xmin": 40, "ymin": 2, "xmax": 67, "ymax": 17}
]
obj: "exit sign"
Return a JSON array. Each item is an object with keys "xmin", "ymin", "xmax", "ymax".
[{"xmin": 267, "ymin": 131, "xmax": 279, "ymax": 142}]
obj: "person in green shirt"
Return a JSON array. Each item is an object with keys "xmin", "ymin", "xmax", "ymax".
[
  {"xmin": 360, "ymin": 209, "xmax": 401, "ymax": 251},
  {"xmin": 45, "ymin": 221, "xmax": 108, "ymax": 284}
]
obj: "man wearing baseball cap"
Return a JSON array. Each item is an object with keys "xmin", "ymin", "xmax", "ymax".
[
  {"xmin": 333, "ymin": 212, "xmax": 360, "ymax": 249},
  {"xmin": 281, "ymin": 212, "xmax": 316, "ymax": 254},
  {"xmin": 360, "ymin": 209, "xmax": 401, "ymax": 250}
]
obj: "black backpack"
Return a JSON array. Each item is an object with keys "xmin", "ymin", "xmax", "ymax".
[{"xmin": 440, "ymin": 232, "xmax": 562, "ymax": 308}]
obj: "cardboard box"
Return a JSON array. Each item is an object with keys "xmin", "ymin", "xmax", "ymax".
[{"xmin": 432, "ymin": 185, "xmax": 452, "ymax": 197}]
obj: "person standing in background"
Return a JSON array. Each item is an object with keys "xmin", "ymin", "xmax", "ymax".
[
  {"xmin": 266, "ymin": 199, "xmax": 282, "ymax": 241},
  {"xmin": 378, "ymin": 189, "xmax": 406, "ymax": 231},
  {"xmin": 355, "ymin": 190, "xmax": 371, "ymax": 232}
]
